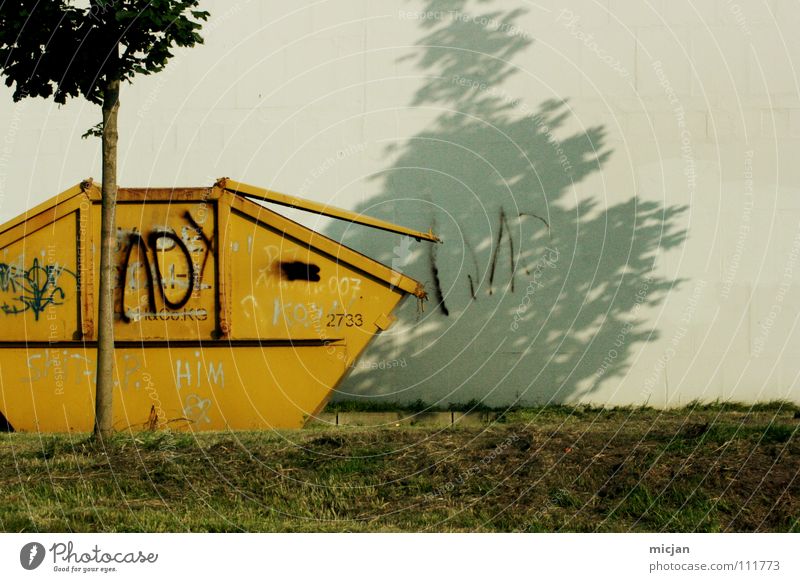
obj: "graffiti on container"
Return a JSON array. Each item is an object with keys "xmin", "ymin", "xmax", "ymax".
[
  {"xmin": 270, "ymin": 298, "xmax": 364, "ymax": 329},
  {"xmin": 130, "ymin": 309, "xmax": 209, "ymax": 321},
  {"xmin": 175, "ymin": 351, "xmax": 225, "ymax": 389},
  {"xmin": 182, "ymin": 393, "xmax": 212, "ymax": 425},
  {"xmin": 280, "ymin": 260, "xmax": 320, "ymax": 282},
  {"xmin": 240, "ymin": 295, "xmax": 259, "ymax": 318},
  {"xmin": 118, "ymin": 353, "xmax": 145, "ymax": 391},
  {"xmin": 0, "ymin": 258, "xmax": 76, "ymax": 320},
  {"xmin": 21, "ymin": 350, "xmax": 152, "ymax": 393},
  {"xmin": 21, "ymin": 349, "xmax": 93, "ymax": 390},
  {"xmin": 141, "ymin": 372, "xmax": 166, "ymax": 430},
  {"xmin": 117, "ymin": 211, "xmax": 213, "ymax": 322},
  {"xmin": 255, "ymin": 244, "xmax": 364, "ymax": 295}
]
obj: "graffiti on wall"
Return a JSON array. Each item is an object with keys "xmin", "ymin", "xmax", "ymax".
[
  {"xmin": 0, "ymin": 258, "xmax": 76, "ymax": 320},
  {"xmin": 429, "ymin": 207, "xmax": 551, "ymax": 316}
]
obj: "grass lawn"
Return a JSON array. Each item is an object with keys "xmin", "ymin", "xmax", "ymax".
[{"xmin": 1, "ymin": 402, "xmax": 798, "ymax": 532}]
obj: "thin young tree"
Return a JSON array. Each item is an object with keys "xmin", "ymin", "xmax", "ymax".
[{"xmin": 0, "ymin": 1, "xmax": 208, "ymax": 439}]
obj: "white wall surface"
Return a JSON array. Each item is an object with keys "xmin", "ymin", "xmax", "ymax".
[{"xmin": 1, "ymin": 0, "xmax": 799, "ymax": 407}]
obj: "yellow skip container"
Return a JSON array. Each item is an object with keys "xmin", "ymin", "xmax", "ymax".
[{"xmin": 0, "ymin": 178, "xmax": 438, "ymax": 432}]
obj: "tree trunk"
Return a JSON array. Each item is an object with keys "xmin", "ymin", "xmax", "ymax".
[{"xmin": 94, "ymin": 78, "xmax": 120, "ymax": 441}]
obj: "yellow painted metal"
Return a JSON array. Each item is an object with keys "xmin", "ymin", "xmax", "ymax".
[
  {"xmin": 0, "ymin": 179, "xmax": 433, "ymax": 432},
  {"xmin": 0, "ymin": 199, "xmax": 83, "ymax": 341},
  {"xmin": 1, "ymin": 345, "xmax": 350, "ymax": 432},
  {"xmin": 221, "ymin": 178, "xmax": 442, "ymax": 243}
]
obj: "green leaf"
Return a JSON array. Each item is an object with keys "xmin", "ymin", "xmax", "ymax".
[
  {"xmin": 81, "ymin": 121, "xmax": 103, "ymax": 140},
  {"xmin": 0, "ymin": 0, "xmax": 208, "ymax": 105}
]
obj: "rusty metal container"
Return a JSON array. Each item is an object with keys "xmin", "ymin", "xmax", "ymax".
[{"xmin": 0, "ymin": 178, "xmax": 437, "ymax": 432}]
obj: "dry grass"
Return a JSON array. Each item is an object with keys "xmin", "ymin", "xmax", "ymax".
[{"xmin": 0, "ymin": 403, "xmax": 798, "ymax": 532}]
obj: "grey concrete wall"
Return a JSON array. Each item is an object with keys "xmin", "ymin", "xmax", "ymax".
[{"xmin": 1, "ymin": 0, "xmax": 799, "ymax": 407}]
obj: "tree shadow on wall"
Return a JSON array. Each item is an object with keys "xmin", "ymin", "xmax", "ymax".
[{"xmin": 327, "ymin": 0, "xmax": 688, "ymax": 407}]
